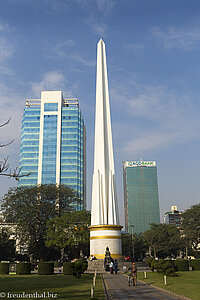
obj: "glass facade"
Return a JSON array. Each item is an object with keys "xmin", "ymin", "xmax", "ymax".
[
  {"xmin": 60, "ymin": 107, "xmax": 85, "ymax": 203},
  {"xmin": 19, "ymin": 92, "xmax": 86, "ymax": 210},
  {"xmin": 123, "ymin": 161, "xmax": 160, "ymax": 234},
  {"xmin": 19, "ymin": 108, "xmax": 40, "ymax": 186},
  {"xmin": 42, "ymin": 115, "xmax": 57, "ymax": 184}
]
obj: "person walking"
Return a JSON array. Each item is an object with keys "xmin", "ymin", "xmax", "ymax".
[
  {"xmin": 109, "ymin": 260, "xmax": 114, "ymax": 274},
  {"xmin": 114, "ymin": 259, "xmax": 118, "ymax": 274}
]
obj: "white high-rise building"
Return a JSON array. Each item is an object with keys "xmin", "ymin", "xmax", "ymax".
[{"xmin": 19, "ymin": 91, "xmax": 86, "ymax": 210}]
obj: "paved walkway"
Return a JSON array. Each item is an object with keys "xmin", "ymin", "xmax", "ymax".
[{"xmin": 102, "ymin": 273, "xmax": 186, "ymax": 300}]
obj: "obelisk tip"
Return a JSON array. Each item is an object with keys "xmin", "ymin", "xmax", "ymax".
[{"xmin": 98, "ymin": 38, "xmax": 104, "ymax": 44}]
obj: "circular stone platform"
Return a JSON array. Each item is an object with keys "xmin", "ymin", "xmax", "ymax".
[{"xmin": 89, "ymin": 225, "xmax": 123, "ymax": 259}]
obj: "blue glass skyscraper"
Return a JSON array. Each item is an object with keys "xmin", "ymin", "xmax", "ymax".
[
  {"xmin": 123, "ymin": 161, "xmax": 160, "ymax": 234},
  {"xmin": 19, "ymin": 91, "xmax": 86, "ymax": 210}
]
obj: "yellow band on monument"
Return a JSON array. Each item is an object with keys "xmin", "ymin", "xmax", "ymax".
[
  {"xmin": 90, "ymin": 254, "xmax": 123, "ymax": 259},
  {"xmin": 90, "ymin": 235, "xmax": 121, "ymax": 240},
  {"xmin": 88, "ymin": 225, "xmax": 123, "ymax": 231}
]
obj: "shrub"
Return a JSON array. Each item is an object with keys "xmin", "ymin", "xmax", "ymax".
[
  {"xmin": 151, "ymin": 260, "xmax": 159, "ymax": 271},
  {"xmin": 78, "ymin": 258, "xmax": 88, "ymax": 273},
  {"xmin": 73, "ymin": 260, "xmax": 83, "ymax": 278},
  {"xmin": 0, "ymin": 263, "xmax": 9, "ymax": 274},
  {"xmin": 38, "ymin": 262, "xmax": 54, "ymax": 275},
  {"xmin": 194, "ymin": 251, "xmax": 200, "ymax": 259},
  {"xmin": 156, "ymin": 268, "xmax": 163, "ymax": 273},
  {"xmin": 63, "ymin": 262, "xmax": 74, "ymax": 275},
  {"xmin": 162, "ymin": 261, "xmax": 172, "ymax": 270},
  {"xmin": 165, "ymin": 267, "xmax": 177, "ymax": 277},
  {"xmin": 174, "ymin": 259, "xmax": 189, "ymax": 271},
  {"xmin": 191, "ymin": 259, "xmax": 200, "ymax": 270},
  {"xmin": 146, "ymin": 257, "xmax": 154, "ymax": 268},
  {"xmin": 16, "ymin": 263, "xmax": 31, "ymax": 275},
  {"xmin": 150, "ymin": 259, "xmax": 175, "ymax": 275},
  {"xmin": 72, "ymin": 259, "xmax": 88, "ymax": 278}
]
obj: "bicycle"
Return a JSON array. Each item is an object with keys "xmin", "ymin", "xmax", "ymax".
[{"xmin": 128, "ymin": 274, "xmax": 137, "ymax": 286}]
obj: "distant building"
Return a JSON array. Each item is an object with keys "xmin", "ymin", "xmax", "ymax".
[
  {"xmin": 19, "ymin": 91, "xmax": 86, "ymax": 210},
  {"xmin": 164, "ymin": 206, "xmax": 182, "ymax": 226},
  {"xmin": 123, "ymin": 161, "xmax": 160, "ymax": 234}
]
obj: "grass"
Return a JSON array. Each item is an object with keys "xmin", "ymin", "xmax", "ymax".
[
  {"xmin": 137, "ymin": 270, "xmax": 200, "ymax": 300},
  {"xmin": 0, "ymin": 274, "xmax": 105, "ymax": 300}
]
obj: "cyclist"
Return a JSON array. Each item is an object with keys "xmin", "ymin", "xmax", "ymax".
[{"xmin": 128, "ymin": 261, "xmax": 137, "ymax": 286}]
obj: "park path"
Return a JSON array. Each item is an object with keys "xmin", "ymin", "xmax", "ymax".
[{"xmin": 102, "ymin": 273, "xmax": 186, "ymax": 300}]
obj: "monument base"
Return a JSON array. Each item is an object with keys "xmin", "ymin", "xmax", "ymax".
[{"xmin": 89, "ymin": 225, "xmax": 123, "ymax": 259}]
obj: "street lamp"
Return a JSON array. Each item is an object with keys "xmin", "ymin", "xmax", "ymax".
[{"xmin": 129, "ymin": 224, "xmax": 135, "ymax": 261}]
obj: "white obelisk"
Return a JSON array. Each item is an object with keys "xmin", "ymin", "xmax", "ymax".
[{"xmin": 89, "ymin": 39, "xmax": 122, "ymax": 259}]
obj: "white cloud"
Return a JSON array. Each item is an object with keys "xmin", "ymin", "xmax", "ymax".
[
  {"xmin": 0, "ymin": 37, "xmax": 14, "ymax": 63},
  {"xmin": 0, "ymin": 22, "xmax": 12, "ymax": 32},
  {"xmin": 74, "ymin": 0, "xmax": 117, "ymax": 37},
  {"xmin": 151, "ymin": 25, "xmax": 200, "ymax": 50},
  {"xmin": 29, "ymin": 70, "xmax": 80, "ymax": 99},
  {"xmin": 48, "ymin": 41, "xmax": 95, "ymax": 67},
  {"xmin": 30, "ymin": 71, "xmax": 66, "ymax": 97},
  {"xmin": 51, "ymin": 40, "xmax": 75, "ymax": 58},
  {"xmin": 95, "ymin": 0, "xmax": 116, "ymax": 14},
  {"xmin": 75, "ymin": 0, "xmax": 116, "ymax": 14},
  {"xmin": 93, "ymin": 23, "xmax": 107, "ymax": 37},
  {"xmin": 0, "ymin": 84, "xmax": 24, "ymax": 160},
  {"xmin": 71, "ymin": 54, "xmax": 95, "ymax": 67},
  {"xmin": 15, "ymin": 0, "xmax": 71, "ymax": 14},
  {"xmin": 110, "ymin": 81, "xmax": 200, "ymax": 156},
  {"xmin": 0, "ymin": 21, "xmax": 14, "ymax": 70},
  {"xmin": 125, "ymin": 43, "xmax": 144, "ymax": 53}
]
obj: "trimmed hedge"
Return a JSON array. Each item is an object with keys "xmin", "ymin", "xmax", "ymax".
[
  {"xmin": 63, "ymin": 262, "xmax": 74, "ymax": 275},
  {"xmin": 38, "ymin": 262, "xmax": 54, "ymax": 275},
  {"xmin": 16, "ymin": 263, "xmax": 31, "ymax": 275},
  {"xmin": 149, "ymin": 259, "xmax": 176, "ymax": 276},
  {"xmin": 0, "ymin": 263, "xmax": 9, "ymax": 274},
  {"xmin": 191, "ymin": 259, "xmax": 200, "ymax": 270},
  {"xmin": 63, "ymin": 259, "xmax": 88, "ymax": 278},
  {"xmin": 174, "ymin": 259, "xmax": 189, "ymax": 271}
]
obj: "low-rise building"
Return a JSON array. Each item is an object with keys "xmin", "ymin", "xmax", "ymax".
[{"xmin": 164, "ymin": 206, "xmax": 182, "ymax": 226}]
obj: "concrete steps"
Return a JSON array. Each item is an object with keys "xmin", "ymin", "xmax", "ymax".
[
  {"xmin": 86, "ymin": 260, "xmax": 150, "ymax": 274},
  {"xmin": 87, "ymin": 259, "xmax": 105, "ymax": 273}
]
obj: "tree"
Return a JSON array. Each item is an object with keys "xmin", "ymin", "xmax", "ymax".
[
  {"xmin": 122, "ymin": 233, "xmax": 132, "ymax": 257},
  {"xmin": 181, "ymin": 203, "xmax": 200, "ymax": 254},
  {"xmin": 1, "ymin": 184, "xmax": 78, "ymax": 261},
  {"xmin": 46, "ymin": 210, "xmax": 91, "ymax": 259},
  {"xmin": 134, "ymin": 235, "xmax": 146, "ymax": 260},
  {"xmin": 143, "ymin": 223, "xmax": 182, "ymax": 259},
  {"xmin": 0, "ymin": 228, "xmax": 16, "ymax": 261},
  {"xmin": 122, "ymin": 233, "xmax": 146, "ymax": 260},
  {"xmin": 0, "ymin": 118, "xmax": 30, "ymax": 180}
]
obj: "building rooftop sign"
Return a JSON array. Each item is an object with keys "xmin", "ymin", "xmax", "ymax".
[{"xmin": 124, "ymin": 161, "xmax": 156, "ymax": 167}]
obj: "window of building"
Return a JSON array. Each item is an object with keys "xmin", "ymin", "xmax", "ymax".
[{"xmin": 44, "ymin": 103, "xmax": 58, "ymax": 111}]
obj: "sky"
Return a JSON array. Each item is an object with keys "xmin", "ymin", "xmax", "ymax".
[{"xmin": 1, "ymin": 0, "xmax": 200, "ymax": 227}]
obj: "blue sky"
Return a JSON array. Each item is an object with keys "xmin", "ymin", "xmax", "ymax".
[{"xmin": 1, "ymin": 0, "xmax": 200, "ymax": 226}]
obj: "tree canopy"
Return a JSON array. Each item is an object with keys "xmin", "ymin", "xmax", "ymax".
[
  {"xmin": 181, "ymin": 203, "xmax": 200, "ymax": 251},
  {"xmin": 1, "ymin": 184, "xmax": 79, "ymax": 260},
  {"xmin": 0, "ymin": 228, "xmax": 15, "ymax": 261},
  {"xmin": 46, "ymin": 210, "xmax": 91, "ymax": 259},
  {"xmin": 122, "ymin": 233, "xmax": 146, "ymax": 260},
  {"xmin": 143, "ymin": 223, "xmax": 182, "ymax": 259}
]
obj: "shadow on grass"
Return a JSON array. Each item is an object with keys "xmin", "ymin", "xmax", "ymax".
[{"xmin": 0, "ymin": 274, "xmax": 93, "ymax": 293}]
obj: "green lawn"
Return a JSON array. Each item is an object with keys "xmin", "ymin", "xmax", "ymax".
[
  {"xmin": 138, "ymin": 270, "xmax": 200, "ymax": 300},
  {"xmin": 0, "ymin": 274, "xmax": 105, "ymax": 300}
]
